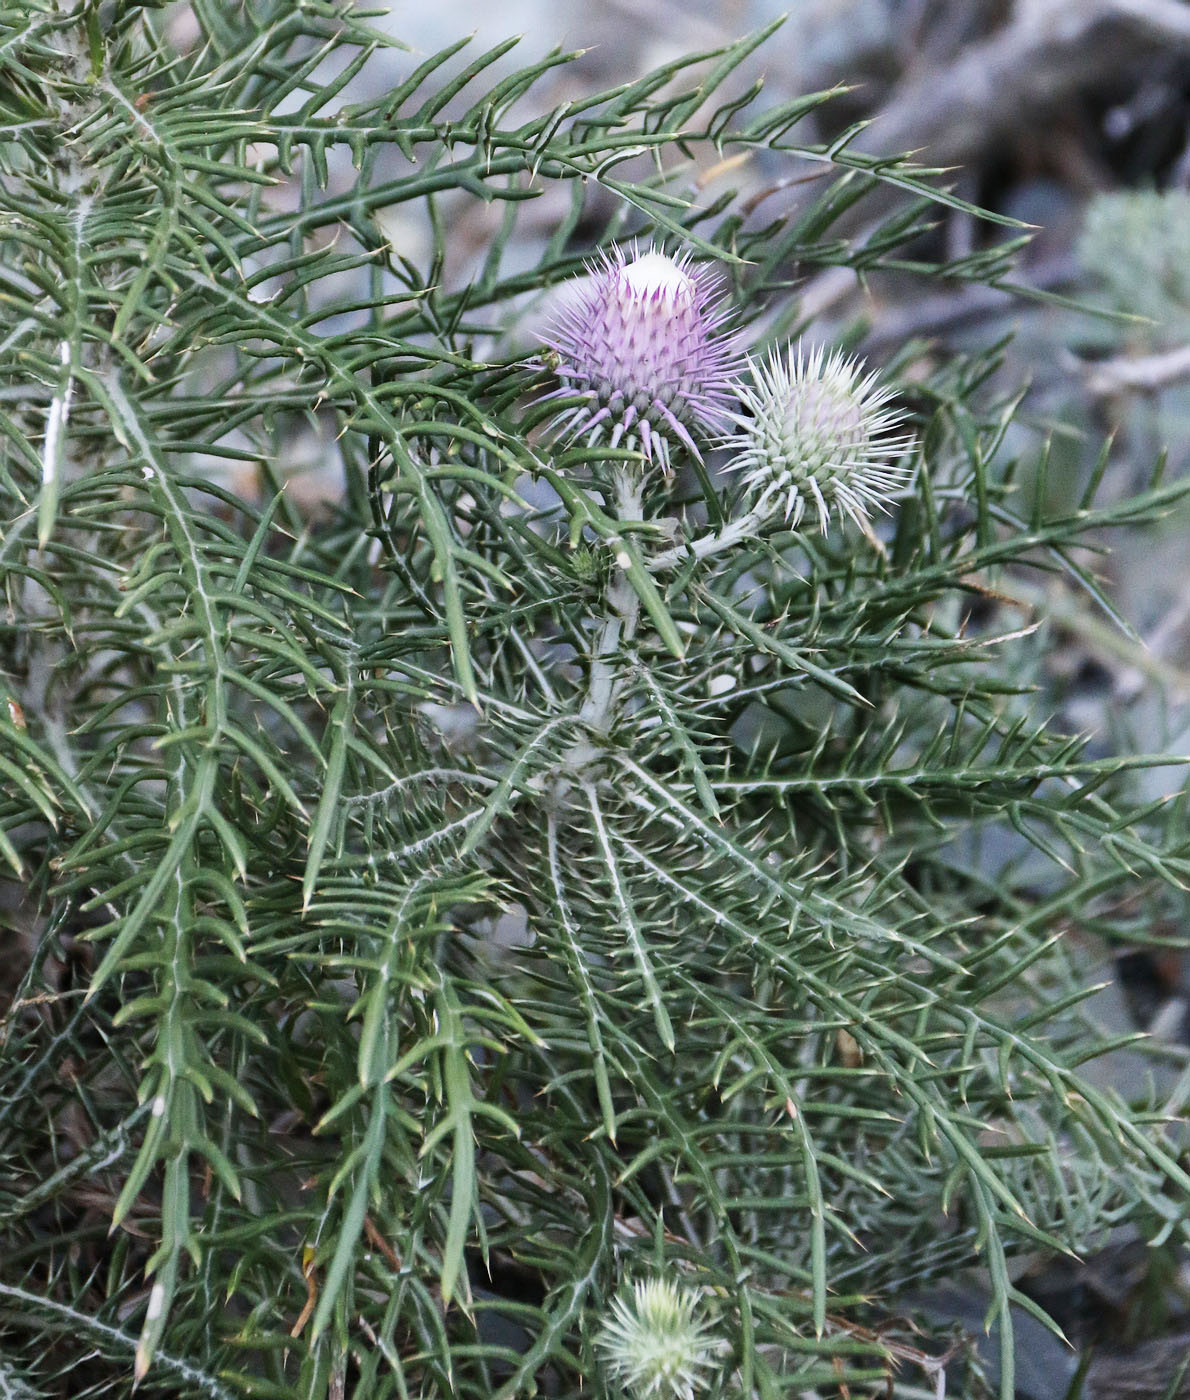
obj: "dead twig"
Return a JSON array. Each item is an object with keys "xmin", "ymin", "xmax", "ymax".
[
  {"xmin": 860, "ymin": 0, "xmax": 1190, "ymax": 170},
  {"xmin": 1084, "ymin": 344, "xmax": 1190, "ymax": 397}
]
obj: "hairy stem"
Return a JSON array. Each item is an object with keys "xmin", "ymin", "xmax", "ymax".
[
  {"xmin": 648, "ymin": 507, "xmax": 767, "ymax": 572},
  {"xmin": 578, "ymin": 470, "xmax": 645, "ymax": 734}
]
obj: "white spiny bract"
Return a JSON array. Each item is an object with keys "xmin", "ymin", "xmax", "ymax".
[
  {"xmin": 538, "ymin": 246, "xmax": 743, "ymax": 473},
  {"xmin": 726, "ymin": 344, "xmax": 914, "ymax": 531},
  {"xmin": 596, "ymin": 1278, "xmax": 722, "ymax": 1400}
]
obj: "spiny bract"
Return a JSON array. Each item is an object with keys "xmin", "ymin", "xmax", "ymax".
[
  {"xmin": 595, "ymin": 1278, "xmax": 723, "ymax": 1400},
  {"xmin": 726, "ymin": 343, "xmax": 914, "ymax": 531}
]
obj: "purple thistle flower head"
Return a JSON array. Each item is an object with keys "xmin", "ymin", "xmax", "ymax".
[{"xmin": 538, "ymin": 245, "xmax": 743, "ymax": 474}]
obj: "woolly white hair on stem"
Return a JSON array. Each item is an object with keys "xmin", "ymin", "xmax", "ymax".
[
  {"xmin": 595, "ymin": 1278, "xmax": 723, "ymax": 1400},
  {"xmin": 538, "ymin": 245, "xmax": 743, "ymax": 474},
  {"xmin": 726, "ymin": 344, "xmax": 914, "ymax": 531}
]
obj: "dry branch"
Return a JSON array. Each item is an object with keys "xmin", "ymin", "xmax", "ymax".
[
  {"xmin": 858, "ymin": 0, "xmax": 1190, "ymax": 168},
  {"xmin": 1085, "ymin": 343, "xmax": 1190, "ymax": 396}
]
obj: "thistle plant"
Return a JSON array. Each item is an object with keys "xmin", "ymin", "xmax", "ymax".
[{"xmin": 1, "ymin": 5, "xmax": 1189, "ymax": 1400}]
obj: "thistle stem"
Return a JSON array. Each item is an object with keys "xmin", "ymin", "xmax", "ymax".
[
  {"xmin": 647, "ymin": 508, "xmax": 766, "ymax": 572},
  {"xmin": 578, "ymin": 471, "xmax": 644, "ymax": 734}
]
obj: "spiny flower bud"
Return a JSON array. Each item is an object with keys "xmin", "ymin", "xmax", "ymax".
[
  {"xmin": 539, "ymin": 246, "xmax": 743, "ymax": 473},
  {"xmin": 726, "ymin": 344, "xmax": 913, "ymax": 532},
  {"xmin": 596, "ymin": 1278, "xmax": 723, "ymax": 1400}
]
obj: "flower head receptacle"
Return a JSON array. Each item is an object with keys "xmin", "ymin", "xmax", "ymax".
[
  {"xmin": 726, "ymin": 344, "xmax": 913, "ymax": 532},
  {"xmin": 538, "ymin": 246, "xmax": 743, "ymax": 476},
  {"xmin": 596, "ymin": 1277, "xmax": 723, "ymax": 1400}
]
